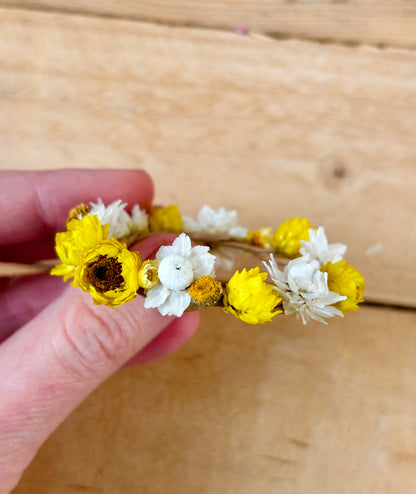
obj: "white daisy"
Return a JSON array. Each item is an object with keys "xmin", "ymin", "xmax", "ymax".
[
  {"xmin": 183, "ymin": 205, "xmax": 248, "ymax": 238},
  {"xmin": 300, "ymin": 227, "xmax": 346, "ymax": 265},
  {"xmin": 264, "ymin": 254, "xmax": 346, "ymax": 325},
  {"xmin": 144, "ymin": 233, "xmax": 216, "ymax": 317},
  {"xmin": 85, "ymin": 198, "xmax": 132, "ymax": 239}
]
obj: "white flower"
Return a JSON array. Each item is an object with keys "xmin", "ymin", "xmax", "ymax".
[
  {"xmin": 85, "ymin": 199, "xmax": 132, "ymax": 239},
  {"xmin": 144, "ymin": 233, "xmax": 216, "ymax": 317},
  {"xmin": 130, "ymin": 204, "xmax": 149, "ymax": 233},
  {"xmin": 264, "ymin": 254, "xmax": 346, "ymax": 325},
  {"xmin": 183, "ymin": 205, "xmax": 248, "ymax": 238},
  {"xmin": 300, "ymin": 227, "xmax": 346, "ymax": 265},
  {"xmin": 84, "ymin": 199, "xmax": 149, "ymax": 238}
]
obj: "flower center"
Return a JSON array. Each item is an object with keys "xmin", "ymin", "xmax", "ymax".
[
  {"xmin": 189, "ymin": 276, "xmax": 223, "ymax": 306},
  {"xmin": 86, "ymin": 255, "xmax": 124, "ymax": 292},
  {"xmin": 158, "ymin": 254, "xmax": 193, "ymax": 290}
]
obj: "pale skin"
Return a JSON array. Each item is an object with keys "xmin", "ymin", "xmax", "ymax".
[{"xmin": 0, "ymin": 169, "xmax": 200, "ymax": 493}]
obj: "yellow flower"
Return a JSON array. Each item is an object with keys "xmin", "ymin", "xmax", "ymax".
[
  {"xmin": 73, "ymin": 238, "xmax": 142, "ymax": 308},
  {"xmin": 138, "ymin": 260, "xmax": 160, "ymax": 290},
  {"xmin": 51, "ymin": 215, "xmax": 109, "ymax": 281},
  {"xmin": 321, "ymin": 260, "xmax": 365, "ymax": 313},
  {"xmin": 189, "ymin": 276, "xmax": 223, "ymax": 306},
  {"xmin": 148, "ymin": 205, "xmax": 183, "ymax": 233},
  {"xmin": 223, "ymin": 267, "xmax": 282, "ymax": 325},
  {"xmin": 272, "ymin": 217, "xmax": 311, "ymax": 258},
  {"xmin": 246, "ymin": 226, "xmax": 274, "ymax": 249}
]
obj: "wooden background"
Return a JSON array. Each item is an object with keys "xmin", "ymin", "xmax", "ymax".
[{"xmin": 1, "ymin": 2, "xmax": 415, "ymax": 492}]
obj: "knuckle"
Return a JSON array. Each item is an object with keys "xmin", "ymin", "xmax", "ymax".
[{"xmin": 52, "ymin": 297, "xmax": 137, "ymax": 379}]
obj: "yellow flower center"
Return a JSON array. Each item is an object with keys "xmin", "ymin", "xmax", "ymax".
[
  {"xmin": 189, "ymin": 276, "xmax": 223, "ymax": 306},
  {"xmin": 86, "ymin": 255, "xmax": 124, "ymax": 292}
]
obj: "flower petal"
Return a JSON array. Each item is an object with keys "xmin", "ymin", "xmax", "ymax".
[
  {"xmin": 171, "ymin": 233, "xmax": 192, "ymax": 257},
  {"xmin": 158, "ymin": 291, "xmax": 191, "ymax": 317},
  {"xmin": 189, "ymin": 245, "xmax": 216, "ymax": 279},
  {"xmin": 144, "ymin": 284, "xmax": 170, "ymax": 309}
]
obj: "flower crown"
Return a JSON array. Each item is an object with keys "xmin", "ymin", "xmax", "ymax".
[{"xmin": 51, "ymin": 200, "xmax": 365, "ymax": 325}]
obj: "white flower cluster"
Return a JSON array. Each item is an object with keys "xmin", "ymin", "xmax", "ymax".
[
  {"xmin": 144, "ymin": 234, "xmax": 216, "ymax": 317},
  {"xmin": 183, "ymin": 205, "xmax": 248, "ymax": 238},
  {"xmin": 264, "ymin": 227, "xmax": 347, "ymax": 324},
  {"xmin": 82, "ymin": 199, "xmax": 148, "ymax": 239}
]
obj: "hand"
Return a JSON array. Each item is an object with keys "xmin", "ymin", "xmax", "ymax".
[{"xmin": 0, "ymin": 169, "xmax": 200, "ymax": 493}]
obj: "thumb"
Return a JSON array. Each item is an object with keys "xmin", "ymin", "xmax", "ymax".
[{"xmin": 0, "ymin": 236, "xmax": 189, "ymax": 493}]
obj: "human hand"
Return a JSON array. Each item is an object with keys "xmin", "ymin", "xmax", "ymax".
[{"xmin": 0, "ymin": 169, "xmax": 200, "ymax": 493}]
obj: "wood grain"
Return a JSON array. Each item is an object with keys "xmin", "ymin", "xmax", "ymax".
[
  {"xmin": 14, "ymin": 306, "xmax": 416, "ymax": 494},
  {"xmin": 2, "ymin": 0, "xmax": 416, "ymax": 48},
  {"xmin": 1, "ymin": 7, "xmax": 416, "ymax": 493},
  {"xmin": 1, "ymin": 8, "xmax": 415, "ymax": 306}
]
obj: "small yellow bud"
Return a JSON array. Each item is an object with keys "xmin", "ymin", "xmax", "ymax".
[
  {"xmin": 138, "ymin": 260, "xmax": 160, "ymax": 290},
  {"xmin": 189, "ymin": 276, "xmax": 223, "ymax": 306},
  {"xmin": 246, "ymin": 226, "xmax": 274, "ymax": 249}
]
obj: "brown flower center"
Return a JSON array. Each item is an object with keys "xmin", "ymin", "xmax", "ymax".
[{"xmin": 86, "ymin": 255, "xmax": 124, "ymax": 292}]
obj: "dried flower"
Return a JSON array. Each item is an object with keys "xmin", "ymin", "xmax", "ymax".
[
  {"xmin": 272, "ymin": 217, "xmax": 311, "ymax": 258},
  {"xmin": 73, "ymin": 238, "xmax": 142, "ymax": 308},
  {"xmin": 51, "ymin": 215, "xmax": 109, "ymax": 281},
  {"xmin": 223, "ymin": 268, "xmax": 282, "ymax": 324},
  {"xmin": 321, "ymin": 260, "xmax": 365, "ymax": 313},
  {"xmin": 138, "ymin": 260, "xmax": 160, "ymax": 290},
  {"xmin": 148, "ymin": 205, "xmax": 183, "ymax": 233},
  {"xmin": 264, "ymin": 254, "xmax": 346, "ymax": 325},
  {"xmin": 51, "ymin": 198, "xmax": 365, "ymax": 325},
  {"xmin": 144, "ymin": 234, "xmax": 215, "ymax": 316},
  {"xmin": 183, "ymin": 205, "xmax": 248, "ymax": 238},
  {"xmin": 300, "ymin": 227, "xmax": 346, "ymax": 265},
  {"xmin": 189, "ymin": 276, "xmax": 223, "ymax": 306}
]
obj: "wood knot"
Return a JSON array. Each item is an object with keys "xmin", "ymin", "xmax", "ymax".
[{"xmin": 318, "ymin": 157, "xmax": 352, "ymax": 187}]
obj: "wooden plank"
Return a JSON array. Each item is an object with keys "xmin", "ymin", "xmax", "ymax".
[
  {"xmin": 13, "ymin": 306, "xmax": 416, "ymax": 494},
  {"xmin": 2, "ymin": 0, "xmax": 416, "ymax": 49},
  {"xmin": 1, "ymin": 8, "xmax": 415, "ymax": 307}
]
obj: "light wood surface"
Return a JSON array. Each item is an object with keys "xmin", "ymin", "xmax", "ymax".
[
  {"xmin": 1, "ymin": 4, "xmax": 415, "ymax": 493},
  {"xmin": 14, "ymin": 307, "xmax": 416, "ymax": 494},
  {"xmin": 3, "ymin": 0, "xmax": 416, "ymax": 48}
]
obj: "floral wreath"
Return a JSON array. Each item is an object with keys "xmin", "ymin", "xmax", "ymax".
[{"xmin": 51, "ymin": 200, "xmax": 365, "ymax": 325}]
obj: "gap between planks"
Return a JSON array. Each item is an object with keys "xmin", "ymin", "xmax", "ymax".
[{"xmin": 1, "ymin": 1, "xmax": 416, "ymax": 51}]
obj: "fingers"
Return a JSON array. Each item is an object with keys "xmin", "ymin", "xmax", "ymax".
[
  {"xmin": 0, "ymin": 236, "xmax": 56, "ymax": 263},
  {"xmin": 0, "ymin": 289, "xmax": 176, "ymax": 492},
  {"xmin": 125, "ymin": 310, "xmax": 200, "ymax": 366},
  {"xmin": 0, "ymin": 169, "xmax": 154, "ymax": 247},
  {"xmin": 0, "ymin": 233, "xmax": 200, "ymax": 492},
  {"xmin": 0, "ymin": 273, "xmax": 66, "ymax": 343}
]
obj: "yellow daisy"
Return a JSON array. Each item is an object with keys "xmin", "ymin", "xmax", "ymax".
[
  {"xmin": 223, "ymin": 267, "xmax": 282, "ymax": 325},
  {"xmin": 148, "ymin": 205, "xmax": 183, "ymax": 233},
  {"xmin": 272, "ymin": 217, "xmax": 311, "ymax": 258},
  {"xmin": 321, "ymin": 260, "xmax": 365, "ymax": 313},
  {"xmin": 73, "ymin": 238, "xmax": 142, "ymax": 308}
]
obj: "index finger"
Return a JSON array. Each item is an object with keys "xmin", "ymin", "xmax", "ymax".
[{"xmin": 0, "ymin": 169, "xmax": 154, "ymax": 246}]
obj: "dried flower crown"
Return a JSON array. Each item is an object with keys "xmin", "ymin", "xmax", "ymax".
[{"xmin": 51, "ymin": 200, "xmax": 365, "ymax": 325}]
